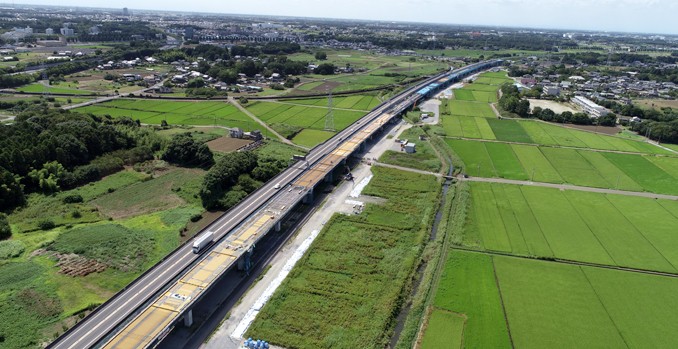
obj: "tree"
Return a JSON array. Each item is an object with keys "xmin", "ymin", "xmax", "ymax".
[
  {"xmin": 161, "ymin": 133, "xmax": 214, "ymax": 169},
  {"xmin": 0, "ymin": 213, "xmax": 10, "ymax": 240},
  {"xmin": 186, "ymin": 77, "xmax": 206, "ymax": 89},
  {"xmin": 27, "ymin": 161, "xmax": 66, "ymax": 193},
  {"xmin": 598, "ymin": 113, "xmax": 617, "ymax": 127},
  {"xmin": 199, "ymin": 152, "xmax": 258, "ymax": 210},
  {"xmin": 0, "ymin": 167, "xmax": 24, "ymax": 211},
  {"xmin": 314, "ymin": 51, "xmax": 327, "ymax": 60},
  {"xmin": 314, "ymin": 63, "xmax": 336, "ymax": 75},
  {"xmin": 515, "ymin": 100, "xmax": 531, "ymax": 117}
]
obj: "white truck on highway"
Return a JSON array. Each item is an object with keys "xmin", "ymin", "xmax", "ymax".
[{"xmin": 192, "ymin": 231, "xmax": 215, "ymax": 254}]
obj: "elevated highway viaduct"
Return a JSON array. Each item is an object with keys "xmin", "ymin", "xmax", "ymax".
[{"xmin": 48, "ymin": 59, "xmax": 503, "ymax": 349}]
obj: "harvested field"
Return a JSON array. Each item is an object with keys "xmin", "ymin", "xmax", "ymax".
[
  {"xmin": 206, "ymin": 137, "xmax": 253, "ymax": 153},
  {"xmin": 310, "ymin": 81, "xmax": 342, "ymax": 92}
]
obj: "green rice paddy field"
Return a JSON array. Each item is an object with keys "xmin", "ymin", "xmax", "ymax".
[
  {"xmin": 77, "ymin": 99, "xmax": 259, "ymax": 130},
  {"xmin": 465, "ymin": 182, "xmax": 678, "ymax": 272},
  {"xmin": 290, "ymin": 129, "xmax": 335, "ymax": 148},
  {"xmin": 431, "ymin": 250, "xmax": 678, "ymax": 349},
  {"xmin": 421, "ymin": 69, "xmax": 678, "ymax": 349},
  {"xmin": 447, "ymin": 139, "xmax": 678, "ymax": 194},
  {"xmin": 16, "ymin": 83, "xmax": 97, "ymax": 95},
  {"xmin": 442, "ymin": 116, "xmax": 672, "ymax": 155},
  {"xmin": 281, "ymin": 95, "xmax": 381, "ymax": 111},
  {"xmin": 246, "ymin": 99, "xmax": 369, "ymax": 146}
]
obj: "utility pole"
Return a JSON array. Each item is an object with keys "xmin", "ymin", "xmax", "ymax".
[{"xmin": 324, "ymin": 90, "xmax": 334, "ymax": 131}]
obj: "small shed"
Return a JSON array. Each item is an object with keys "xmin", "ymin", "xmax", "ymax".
[{"xmin": 405, "ymin": 142, "xmax": 416, "ymax": 154}]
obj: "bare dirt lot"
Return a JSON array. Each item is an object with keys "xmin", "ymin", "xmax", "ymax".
[
  {"xmin": 207, "ymin": 137, "xmax": 253, "ymax": 153},
  {"xmin": 528, "ymin": 99, "xmax": 578, "ymax": 114},
  {"xmin": 311, "ymin": 81, "xmax": 342, "ymax": 92}
]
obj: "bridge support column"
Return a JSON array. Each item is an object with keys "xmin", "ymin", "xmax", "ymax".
[
  {"xmin": 237, "ymin": 246, "xmax": 254, "ymax": 275},
  {"xmin": 324, "ymin": 171, "xmax": 334, "ymax": 183},
  {"xmin": 184, "ymin": 309, "xmax": 193, "ymax": 327},
  {"xmin": 303, "ymin": 189, "xmax": 314, "ymax": 204},
  {"xmin": 275, "ymin": 220, "xmax": 281, "ymax": 232}
]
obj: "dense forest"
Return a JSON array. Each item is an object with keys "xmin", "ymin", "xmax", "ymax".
[{"xmin": 0, "ymin": 110, "xmax": 162, "ymax": 212}]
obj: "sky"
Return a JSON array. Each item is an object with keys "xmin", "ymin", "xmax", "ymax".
[{"xmin": 10, "ymin": 0, "xmax": 678, "ymax": 35}]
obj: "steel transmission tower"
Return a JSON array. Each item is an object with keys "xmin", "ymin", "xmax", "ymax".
[
  {"xmin": 42, "ymin": 72, "xmax": 50, "ymax": 98},
  {"xmin": 324, "ymin": 91, "xmax": 334, "ymax": 131}
]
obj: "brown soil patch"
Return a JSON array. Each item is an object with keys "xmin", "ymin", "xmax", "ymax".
[
  {"xmin": 206, "ymin": 137, "xmax": 253, "ymax": 153},
  {"xmin": 33, "ymin": 249, "xmax": 107, "ymax": 277},
  {"xmin": 560, "ymin": 123, "xmax": 621, "ymax": 135},
  {"xmin": 94, "ymin": 190, "xmax": 184, "ymax": 220},
  {"xmin": 311, "ymin": 81, "xmax": 342, "ymax": 92}
]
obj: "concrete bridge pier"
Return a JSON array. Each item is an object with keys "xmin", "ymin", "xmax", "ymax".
[
  {"xmin": 303, "ymin": 189, "xmax": 314, "ymax": 204},
  {"xmin": 274, "ymin": 220, "xmax": 281, "ymax": 232},
  {"xmin": 183, "ymin": 309, "xmax": 193, "ymax": 327}
]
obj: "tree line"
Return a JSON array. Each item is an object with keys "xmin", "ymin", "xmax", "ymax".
[{"xmin": 498, "ymin": 84, "xmax": 616, "ymax": 126}]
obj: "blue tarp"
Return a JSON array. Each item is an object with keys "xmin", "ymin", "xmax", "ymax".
[{"xmin": 417, "ymin": 83, "xmax": 440, "ymax": 95}]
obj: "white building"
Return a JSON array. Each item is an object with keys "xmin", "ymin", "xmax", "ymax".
[
  {"xmin": 572, "ymin": 96, "xmax": 609, "ymax": 118},
  {"xmin": 60, "ymin": 28, "xmax": 75, "ymax": 36},
  {"xmin": 405, "ymin": 143, "xmax": 416, "ymax": 154},
  {"xmin": 46, "ymin": 28, "xmax": 54, "ymax": 35}
]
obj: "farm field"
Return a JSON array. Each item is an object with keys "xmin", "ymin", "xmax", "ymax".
[
  {"xmin": 441, "ymin": 115, "xmax": 673, "ymax": 155},
  {"xmin": 432, "ymin": 251, "xmax": 511, "ymax": 349},
  {"xmin": 447, "ymin": 139, "xmax": 678, "ymax": 194},
  {"xmin": 206, "ymin": 137, "xmax": 253, "ymax": 153},
  {"xmin": 287, "ymin": 50, "xmax": 447, "ymax": 94},
  {"xmin": 419, "ymin": 309, "xmax": 465, "ymax": 349},
  {"xmin": 248, "ymin": 167, "xmax": 440, "ymax": 349},
  {"xmin": 379, "ymin": 127, "xmax": 442, "ymax": 173},
  {"xmin": 291, "ymin": 128, "xmax": 335, "ymax": 148},
  {"xmin": 281, "ymin": 95, "xmax": 381, "ymax": 111},
  {"xmin": 446, "ymin": 70, "xmax": 509, "ymax": 104},
  {"xmin": 429, "ymin": 250, "xmax": 678, "ymax": 349},
  {"xmin": 495, "ymin": 256, "xmax": 678, "ymax": 349},
  {"xmin": 466, "ymin": 182, "xmax": 678, "ymax": 272},
  {"xmin": 77, "ymin": 99, "xmax": 260, "ymax": 131},
  {"xmin": 246, "ymin": 99, "xmax": 368, "ymax": 145},
  {"xmin": 634, "ymin": 98, "xmax": 678, "ymax": 110},
  {"xmin": 447, "ymin": 100, "xmax": 496, "ymax": 118},
  {"xmin": 0, "ymin": 167, "xmax": 204, "ymax": 348},
  {"xmin": 16, "ymin": 83, "xmax": 98, "ymax": 95},
  {"xmin": 415, "ymin": 48, "xmax": 544, "ymax": 58}
]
